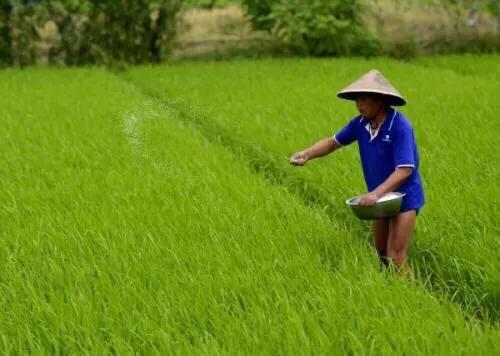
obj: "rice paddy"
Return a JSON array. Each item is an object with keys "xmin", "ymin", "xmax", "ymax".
[{"xmin": 0, "ymin": 55, "xmax": 499, "ymax": 353}]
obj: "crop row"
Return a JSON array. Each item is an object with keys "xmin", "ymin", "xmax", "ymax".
[
  {"xmin": 124, "ymin": 57, "xmax": 500, "ymax": 322},
  {"xmin": 0, "ymin": 68, "xmax": 498, "ymax": 353}
]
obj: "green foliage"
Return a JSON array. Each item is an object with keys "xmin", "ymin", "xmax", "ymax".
[
  {"xmin": 0, "ymin": 1, "xmax": 11, "ymax": 65},
  {"xmin": 241, "ymin": 0, "xmax": 274, "ymax": 30},
  {"xmin": 125, "ymin": 56, "xmax": 500, "ymax": 322},
  {"xmin": 183, "ymin": 0, "xmax": 238, "ymax": 9},
  {"xmin": 83, "ymin": 0, "xmax": 182, "ymax": 65},
  {"xmin": 242, "ymin": 0, "xmax": 380, "ymax": 56},
  {"xmin": 414, "ymin": 54, "xmax": 500, "ymax": 79},
  {"xmin": 487, "ymin": 0, "xmax": 499, "ymax": 18},
  {"xmin": 0, "ymin": 62, "xmax": 499, "ymax": 353},
  {"xmin": 0, "ymin": 0, "xmax": 182, "ymax": 66}
]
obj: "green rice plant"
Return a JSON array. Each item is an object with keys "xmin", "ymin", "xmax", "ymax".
[
  {"xmin": 0, "ymin": 68, "xmax": 499, "ymax": 353},
  {"xmin": 413, "ymin": 54, "xmax": 500, "ymax": 80},
  {"xmin": 124, "ymin": 56, "xmax": 500, "ymax": 322}
]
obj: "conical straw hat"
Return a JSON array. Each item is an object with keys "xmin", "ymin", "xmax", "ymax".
[{"xmin": 337, "ymin": 69, "xmax": 406, "ymax": 106}]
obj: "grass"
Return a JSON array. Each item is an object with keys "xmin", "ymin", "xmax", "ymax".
[
  {"xmin": 413, "ymin": 54, "xmax": 500, "ymax": 79},
  {"xmin": 0, "ymin": 58, "xmax": 498, "ymax": 353},
  {"xmin": 123, "ymin": 56, "xmax": 500, "ymax": 323}
]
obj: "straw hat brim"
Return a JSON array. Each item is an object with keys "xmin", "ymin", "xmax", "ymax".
[
  {"xmin": 337, "ymin": 90, "xmax": 406, "ymax": 106},
  {"xmin": 337, "ymin": 69, "xmax": 407, "ymax": 106}
]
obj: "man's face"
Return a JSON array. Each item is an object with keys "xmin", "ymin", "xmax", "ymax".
[{"xmin": 355, "ymin": 94, "xmax": 386, "ymax": 120}]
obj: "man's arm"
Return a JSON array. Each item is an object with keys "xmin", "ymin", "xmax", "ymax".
[
  {"xmin": 290, "ymin": 137, "xmax": 341, "ymax": 166},
  {"xmin": 358, "ymin": 167, "xmax": 413, "ymax": 206},
  {"xmin": 305, "ymin": 137, "xmax": 342, "ymax": 159}
]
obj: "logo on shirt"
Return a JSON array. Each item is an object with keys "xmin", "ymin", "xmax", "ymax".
[{"xmin": 382, "ymin": 134, "xmax": 391, "ymax": 143}]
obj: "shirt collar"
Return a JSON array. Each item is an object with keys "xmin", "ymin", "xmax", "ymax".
[
  {"xmin": 360, "ymin": 107, "xmax": 397, "ymax": 132},
  {"xmin": 361, "ymin": 108, "xmax": 397, "ymax": 141}
]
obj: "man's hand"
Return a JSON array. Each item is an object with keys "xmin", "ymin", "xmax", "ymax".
[
  {"xmin": 358, "ymin": 191, "xmax": 381, "ymax": 206},
  {"xmin": 289, "ymin": 151, "xmax": 309, "ymax": 166},
  {"xmin": 289, "ymin": 138, "xmax": 340, "ymax": 167},
  {"xmin": 359, "ymin": 167, "xmax": 412, "ymax": 206}
]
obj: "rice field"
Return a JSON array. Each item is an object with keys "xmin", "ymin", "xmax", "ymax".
[
  {"xmin": 0, "ymin": 55, "xmax": 499, "ymax": 353},
  {"xmin": 413, "ymin": 54, "xmax": 500, "ymax": 79},
  {"xmin": 124, "ymin": 56, "xmax": 500, "ymax": 322}
]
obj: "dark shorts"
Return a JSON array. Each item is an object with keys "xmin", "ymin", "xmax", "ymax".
[
  {"xmin": 400, "ymin": 206, "xmax": 421, "ymax": 216},
  {"xmin": 400, "ymin": 195, "xmax": 424, "ymax": 216}
]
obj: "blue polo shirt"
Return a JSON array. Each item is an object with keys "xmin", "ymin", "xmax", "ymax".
[{"xmin": 333, "ymin": 108, "xmax": 425, "ymax": 212}]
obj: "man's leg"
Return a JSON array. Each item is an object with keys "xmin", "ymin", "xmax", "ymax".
[
  {"xmin": 372, "ymin": 219, "xmax": 390, "ymax": 267},
  {"xmin": 387, "ymin": 210, "xmax": 417, "ymax": 274}
]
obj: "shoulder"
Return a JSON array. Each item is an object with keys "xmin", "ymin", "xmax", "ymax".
[
  {"xmin": 347, "ymin": 114, "xmax": 364, "ymax": 128},
  {"xmin": 391, "ymin": 111, "xmax": 413, "ymax": 133}
]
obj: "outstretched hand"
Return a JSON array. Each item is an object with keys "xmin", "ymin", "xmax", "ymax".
[{"xmin": 289, "ymin": 151, "xmax": 308, "ymax": 166}]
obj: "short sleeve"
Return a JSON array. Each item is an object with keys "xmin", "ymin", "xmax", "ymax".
[
  {"xmin": 333, "ymin": 118, "xmax": 359, "ymax": 146},
  {"xmin": 393, "ymin": 124, "xmax": 416, "ymax": 168}
]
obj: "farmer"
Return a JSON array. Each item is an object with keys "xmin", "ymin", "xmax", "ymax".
[{"xmin": 289, "ymin": 69, "xmax": 425, "ymax": 273}]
